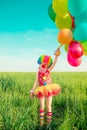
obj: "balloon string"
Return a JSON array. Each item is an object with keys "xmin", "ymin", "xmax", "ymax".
[{"xmin": 58, "ymin": 44, "xmax": 63, "ymax": 49}]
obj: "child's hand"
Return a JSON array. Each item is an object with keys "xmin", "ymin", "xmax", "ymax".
[
  {"xmin": 54, "ymin": 48, "xmax": 61, "ymax": 56},
  {"xmin": 30, "ymin": 93, "xmax": 34, "ymax": 99},
  {"xmin": 30, "ymin": 90, "xmax": 34, "ymax": 99}
]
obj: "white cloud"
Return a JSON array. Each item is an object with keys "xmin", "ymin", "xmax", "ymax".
[
  {"xmin": 0, "ymin": 28, "xmax": 87, "ymax": 72},
  {"xmin": 0, "ymin": 55, "xmax": 38, "ymax": 72},
  {"xmin": 53, "ymin": 55, "xmax": 87, "ymax": 72},
  {"xmin": 0, "ymin": 54, "xmax": 86, "ymax": 72}
]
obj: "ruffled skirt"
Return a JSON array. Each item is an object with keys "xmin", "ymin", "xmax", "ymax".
[{"xmin": 34, "ymin": 84, "xmax": 61, "ymax": 98}]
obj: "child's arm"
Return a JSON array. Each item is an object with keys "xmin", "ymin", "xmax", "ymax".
[
  {"xmin": 30, "ymin": 72, "xmax": 38, "ymax": 98},
  {"xmin": 32, "ymin": 72, "xmax": 38, "ymax": 90},
  {"xmin": 48, "ymin": 48, "xmax": 61, "ymax": 71}
]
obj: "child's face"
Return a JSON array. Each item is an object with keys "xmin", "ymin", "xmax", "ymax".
[{"xmin": 41, "ymin": 62, "xmax": 47, "ymax": 68}]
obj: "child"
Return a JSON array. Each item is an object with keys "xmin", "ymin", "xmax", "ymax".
[{"xmin": 30, "ymin": 48, "xmax": 61, "ymax": 126}]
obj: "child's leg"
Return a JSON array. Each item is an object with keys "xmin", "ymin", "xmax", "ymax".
[
  {"xmin": 39, "ymin": 97, "xmax": 45, "ymax": 126},
  {"xmin": 46, "ymin": 96, "xmax": 52, "ymax": 124}
]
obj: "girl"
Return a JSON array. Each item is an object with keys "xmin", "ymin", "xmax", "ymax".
[{"xmin": 30, "ymin": 48, "xmax": 61, "ymax": 126}]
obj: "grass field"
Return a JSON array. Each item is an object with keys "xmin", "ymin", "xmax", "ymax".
[{"xmin": 0, "ymin": 72, "xmax": 87, "ymax": 130}]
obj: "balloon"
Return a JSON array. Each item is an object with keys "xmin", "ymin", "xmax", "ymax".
[
  {"xmin": 55, "ymin": 13, "xmax": 72, "ymax": 30},
  {"xmin": 68, "ymin": 0, "xmax": 87, "ymax": 17},
  {"xmin": 64, "ymin": 44, "xmax": 69, "ymax": 52},
  {"xmin": 81, "ymin": 41, "xmax": 87, "ymax": 55},
  {"xmin": 68, "ymin": 41, "xmax": 84, "ymax": 58},
  {"xmin": 67, "ymin": 53, "xmax": 82, "ymax": 67},
  {"xmin": 75, "ymin": 8, "xmax": 87, "ymax": 26},
  {"xmin": 71, "ymin": 16, "xmax": 75, "ymax": 29},
  {"xmin": 53, "ymin": 0, "xmax": 68, "ymax": 17},
  {"xmin": 48, "ymin": 4, "xmax": 56, "ymax": 22},
  {"xmin": 74, "ymin": 23, "xmax": 87, "ymax": 41},
  {"xmin": 58, "ymin": 28, "xmax": 73, "ymax": 44}
]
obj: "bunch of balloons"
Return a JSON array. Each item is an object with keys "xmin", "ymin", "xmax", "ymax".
[{"xmin": 48, "ymin": 0, "xmax": 87, "ymax": 67}]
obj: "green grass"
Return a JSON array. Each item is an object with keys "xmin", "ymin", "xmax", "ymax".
[{"xmin": 0, "ymin": 72, "xmax": 87, "ymax": 130}]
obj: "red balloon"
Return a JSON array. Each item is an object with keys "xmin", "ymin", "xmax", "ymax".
[
  {"xmin": 71, "ymin": 16, "xmax": 75, "ymax": 29},
  {"xmin": 67, "ymin": 53, "xmax": 82, "ymax": 67},
  {"xmin": 68, "ymin": 41, "xmax": 84, "ymax": 58}
]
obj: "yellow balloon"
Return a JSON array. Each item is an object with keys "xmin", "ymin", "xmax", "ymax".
[
  {"xmin": 55, "ymin": 13, "xmax": 72, "ymax": 29},
  {"xmin": 58, "ymin": 28, "xmax": 73, "ymax": 44},
  {"xmin": 53, "ymin": 0, "xmax": 68, "ymax": 17}
]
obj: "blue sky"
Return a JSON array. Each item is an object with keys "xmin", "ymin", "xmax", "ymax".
[{"xmin": 0, "ymin": 0, "xmax": 87, "ymax": 72}]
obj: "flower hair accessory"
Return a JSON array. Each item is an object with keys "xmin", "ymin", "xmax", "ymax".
[{"xmin": 37, "ymin": 55, "xmax": 53, "ymax": 67}]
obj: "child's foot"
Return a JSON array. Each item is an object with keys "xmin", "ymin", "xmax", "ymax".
[{"xmin": 40, "ymin": 123, "xmax": 44, "ymax": 127}]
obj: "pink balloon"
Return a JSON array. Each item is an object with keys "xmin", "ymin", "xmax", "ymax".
[
  {"xmin": 67, "ymin": 53, "xmax": 82, "ymax": 67},
  {"xmin": 68, "ymin": 41, "xmax": 84, "ymax": 58}
]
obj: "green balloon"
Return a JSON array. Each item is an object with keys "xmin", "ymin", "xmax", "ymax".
[
  {"xmin": 81, "ymin": 41, "xmax": 87, "ymax": 55},
  {"xmin": 64, "ymin": 44, "xmax": 69, "ymax": 52},
  {"xmin": 48, "ymin": 4, "xmax": 56, "ymax": 22}
]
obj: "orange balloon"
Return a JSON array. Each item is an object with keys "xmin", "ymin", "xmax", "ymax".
[{"xmin": 58, "ymin": 28, "xmax": 73, "ymax": 44}]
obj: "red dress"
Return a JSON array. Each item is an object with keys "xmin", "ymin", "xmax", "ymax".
[
  {"xmin": 34, "ymin": 67, "xmax": 61, "ymax": 98},
  {"xmin": 38, "ymin": 67, "xmax": 52, "ymax": 86}
]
